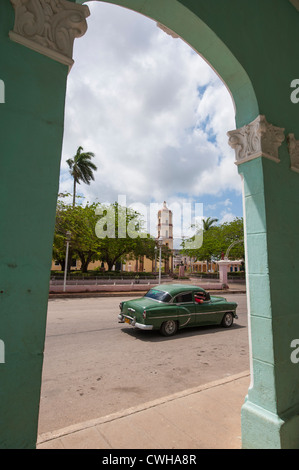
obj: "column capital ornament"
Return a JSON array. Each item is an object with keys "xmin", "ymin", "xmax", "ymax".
[
  {"xmin": 287, "ymin": 134, "xmax": 299, "ymax": 173},
  {"xmin": 9, "ymin": 0, "xmax": 90, "ymax": 68},
  {"xmin": 227, "ymin": 115, "xmax": 285, "ymax": 166}
]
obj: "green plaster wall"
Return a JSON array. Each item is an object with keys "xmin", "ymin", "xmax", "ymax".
[
  {"xmin": 0, "ymin": 1, "xmax": 68, "ymax": 448},
  {"xmin": 240, "ymin": 148, "xmax": 299, "ymax": 448}
]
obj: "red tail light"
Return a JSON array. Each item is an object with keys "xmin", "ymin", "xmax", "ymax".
[{"xmin": 143, "ymin": 310, "xmax": 146, "ymax": 319}]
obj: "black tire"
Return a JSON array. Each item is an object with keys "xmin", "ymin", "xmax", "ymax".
[
  {"xmin": 221, "ymin": 312, "xmax": 234, "ymax": 328},
  {"xmin": 160, "ymin": 320, "xmax": 178, "ymax": 337}
]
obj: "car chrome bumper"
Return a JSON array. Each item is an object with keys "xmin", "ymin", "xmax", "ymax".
[
  {"xmin": 118, "ymin": 314, "xmax": 153, "ymax": 331},
  {"xmin": 134, "ymin": 322, "xmax": 154, "ymax": 330}
]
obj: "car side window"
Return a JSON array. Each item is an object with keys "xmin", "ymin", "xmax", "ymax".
[
  {"xmin": 194, "ymin": 291, "xmax": 210, "ymax": 303},
  {"xmin": 174, "ymin": 292, "xmax": 193, "ymax": 303}
]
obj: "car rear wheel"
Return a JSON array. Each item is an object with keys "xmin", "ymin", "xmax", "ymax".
[
  {"xmin": 221, "ymin": 312, "xmax": 234, "ymax": 328},
  {"xmin": 160, "ymin": 320, "xmax": 178, "ymax": 337}
]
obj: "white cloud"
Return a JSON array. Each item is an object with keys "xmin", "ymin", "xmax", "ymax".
[
  {"xmin": 221, "ymin": 199, "xmax": 233, "ymax": 207},
  {"xmin": 219, "ymin": 210, "xmax": 235, "ymax": 224},
  {"xmin": 59, "ymin": 2, "xmax": 241, "ymax": 221}
]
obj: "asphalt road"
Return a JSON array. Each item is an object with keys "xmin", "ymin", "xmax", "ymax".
[{"xmin": 37, "ymin": 293, "xmax": 249, "ymax": 435}]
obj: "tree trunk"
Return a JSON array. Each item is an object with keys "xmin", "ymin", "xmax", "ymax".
[
  {"xmin": 107, "ymin": 260, "xmax": 115, "ymax": 271},
  {"xmin": 60, "ymin": 259, "xmax": 65, "ymax": 272},
  {"xmin": 81, "ymin": 262, "xmax": 88, "ymax": 273},
  {"xmin": 77, "ymin": 251, "xmax": 92, "ymax": 273},
  {"xmin": 72, "ymin": 178, "xmax": 76, "ymax": 207}
]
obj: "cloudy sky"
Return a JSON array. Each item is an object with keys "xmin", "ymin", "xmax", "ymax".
[{"xmin": 59, "ymin": 2, "xmax": 243, "ymax": 245}]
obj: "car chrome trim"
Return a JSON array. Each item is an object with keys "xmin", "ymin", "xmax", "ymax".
[
  {"xmin": 148, "ymin": 314, "xmax": 190, "ymax": 320},
  {"xmin": 119, "ymin": 314, "xmax": 154, "ymax": 330},
  {"xmin": 147, "ymin": 310, "xmax": 235, "ymax": 319},
  {"xmin": 135, "ymin": 322, "xmax": 154, "ymax": 331},
  {"xmin": 147, "ymin": 310, "xmax": 236, "ymax": 320},
  {"xmin": 180, "ymin": 317, "xmax": 191, "ymax": 328},
  {"xmin": 119, "ymin": 314, "xmax": 134, "ymax": 321}
]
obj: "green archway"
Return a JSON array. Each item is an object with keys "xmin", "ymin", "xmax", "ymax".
[{"xmin": 1, "ymin": 0, "xmax": 299, "ymax": 449}]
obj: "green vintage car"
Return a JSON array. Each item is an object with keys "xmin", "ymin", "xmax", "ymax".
[{"xmin": 118, "ymin": 284, "xmax": 238, "ymax": 337}]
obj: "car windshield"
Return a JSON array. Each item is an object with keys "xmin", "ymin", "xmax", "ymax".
[{"xmin": 144, "ymin": 289, "xmax": 172, "ymax": 303}]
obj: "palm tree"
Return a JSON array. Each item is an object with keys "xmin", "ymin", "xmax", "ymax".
[
  {"xmin": 67, "ymin": 146, "xmax": 97, "ymax": 207},
  {"xmin": 203, "ymin": 217, "xmax": 218, "ymax": 231},
  {"xmin": 202, "ymin": 217, "xmax": 218, "ymax": 272}
]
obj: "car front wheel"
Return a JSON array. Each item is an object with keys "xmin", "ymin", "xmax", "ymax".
[
  {"xmin": 160, "ymin": 320, "xmax": 178, "ymax": 337},
  {"xmin": 221, "ymin": 312, "xmax": 234, "ymax": 328}
]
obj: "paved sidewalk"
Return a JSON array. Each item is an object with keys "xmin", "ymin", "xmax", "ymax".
[{"xmin": 37, "ymin": 371, "xmax": 250, "ymax": 450}]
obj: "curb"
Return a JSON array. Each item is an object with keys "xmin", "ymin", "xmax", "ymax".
[
  {"xmin": 49, "ymin": 289, "xmax": 246, "ymax": 299},
  {"xmin": 37, "ymin": 370, "xmax": 250, "ymax": 445}
]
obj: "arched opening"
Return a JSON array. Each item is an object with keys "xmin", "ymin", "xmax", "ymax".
[
  {"xmin": 60, "ymin": 2, "xmax": 243, "ymax": 213},
  {"xmin": 39, "ymin": 2, "xmax": 248, "ymax": 440},
  {"xmin": 2, "ymin": 0, "xmax": 299, "ymax": 450},
  {"xmin": 38, "ymin": 2, "xmax": 249, "ymax": 441}
]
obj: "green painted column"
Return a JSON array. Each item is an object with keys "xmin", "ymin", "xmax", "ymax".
[
  {"xmin": 237, "ymin": 133, "xmax": 299, "ymax": 449},
  {"xmin": 0, "ymin": 1, "xmax": 88, "ymax": 448}
]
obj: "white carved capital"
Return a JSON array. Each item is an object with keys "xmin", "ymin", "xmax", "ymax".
[
  {"xmin": 227, "ymin": 115, "xmax": 285, "ymax": 165},
  {"xmin": 9, "ymin": 0, "xmax": 90, "ymax": 68},
  {"xmin": 287, "ymin": 134, "xmax": 299, "ymax": 173}
]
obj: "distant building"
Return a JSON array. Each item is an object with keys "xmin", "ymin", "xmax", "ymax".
[
  {"xmin": 157, "ymin": 201, "xmax": 173, "ymax": 273},
  {"xmin": 157, "ymin": 201, "xmax": 173, "ymax": 250}
]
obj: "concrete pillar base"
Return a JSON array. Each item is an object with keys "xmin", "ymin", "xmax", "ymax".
[
  {"xmin": 217, "ymin": 260, "xmax": 229, "ymax": 288},
  {"xmin": 242, "ymin": 397, "xmax": 299, "ymax": 449}
]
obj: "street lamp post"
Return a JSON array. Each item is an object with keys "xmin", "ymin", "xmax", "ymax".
[
  {"xmin": 154, "ymin": 245, "xmax": 157, "ymax": 273},
  {"xmin": 158, "ymin": 236, "xmax": 163, "ymax": 285},
  {"xmin": 63, "ymin": 231, "xmax": 71, "ymax": 293}
]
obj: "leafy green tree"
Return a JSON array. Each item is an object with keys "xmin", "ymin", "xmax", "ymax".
[
  {"xmin": 67, "ymin": 146, "xmax": 97, "ymax": 207},
  {"xmin": 219, "ymin": 218, "xmax": 244, "ymax": 260},
  {"xmin": 53, "ymin": 199, "xmax": 101, "ymax": 272},
  {"xmin": 52, "ymin": 232, "xmax": 70, "ymax": 272},
  {"xmin": 53, "ymin": 199, "xmax": 170, "ymax": 273},
  {"xmin": 130, "ymin": 234, "xmax": 156, "ymax": 271},
  {"xmin": 181, "ymin": 217, "xmax": 244, "ymax": 267},
  {"xmin": 203, "ymin": 217, "xmax": 218, "ymax": 231},
  {"xmin": 95, "ymin": 202, "xmax": 154, "ymax": 271},
  {"xmin": 131, "ymin": 237, "xmax": 173, "ymax": 272}
]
